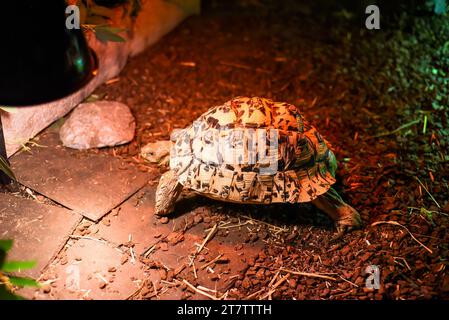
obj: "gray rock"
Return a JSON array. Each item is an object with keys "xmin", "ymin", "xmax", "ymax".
[{"xmin": 60, "ymin": 101, "xmax": 135, "ymax": 149}]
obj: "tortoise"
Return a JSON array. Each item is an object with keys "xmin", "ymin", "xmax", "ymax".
[{"xmin": 151, "ymin": 97, "xmax": 361, "ymax": 234}]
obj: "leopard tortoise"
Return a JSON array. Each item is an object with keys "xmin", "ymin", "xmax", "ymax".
[{"xmin": 150, "ymin": 97, "xmax": 361, "ymax": 234}]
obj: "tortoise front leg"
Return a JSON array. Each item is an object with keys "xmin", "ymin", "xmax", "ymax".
[
  {"xmin": 312, "ymin": 187, "xmax": 362, "ymax": 235},
  {"xmin": 155, "ymin": 170, "xmax": 183, "ymax": 216}
]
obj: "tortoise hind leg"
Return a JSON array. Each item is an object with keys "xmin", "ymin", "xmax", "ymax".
[
  {"xmin": 155, "ymin": 170, "xmax": 183, "ymax": 216},
  {"xmin": 311, "ymin": 187, "xmax": 362, "ymax": 234}
]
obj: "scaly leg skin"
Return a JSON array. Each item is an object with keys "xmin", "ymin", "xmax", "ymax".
[
  {"xmin": 312, "ymin": 187, "xmax": 362, "ymax": 236},
  {"xmin": 155, "ymin": 170, "xmax": 183, "ymax": 216}
]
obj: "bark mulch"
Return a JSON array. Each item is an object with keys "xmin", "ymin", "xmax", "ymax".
[{"xmin": 91, "ymin": 0, "xmax": 449, "ymax": 299}]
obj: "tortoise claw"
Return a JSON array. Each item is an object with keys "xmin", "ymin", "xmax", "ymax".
[
  {"xmin": 331, "ymin": 220, "xmax": 358, "ymax": 243},
  {"xmin": 334, "ymin": 209, "xmax": 362, "ymax": 236},
  {"xmin": 336, "ymin": 224, "xmax": 349, "ymax": 235}
]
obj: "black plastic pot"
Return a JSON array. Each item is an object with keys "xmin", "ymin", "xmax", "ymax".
[
  {"xmin": 0, "ymin": 1, "xmax": 98, "ymax": 185},
  {"xmin": 0, "ymin": 1, "xmax": 97, "ymax": 107},
  {"xmin": 94, "ymin": 0, "xmax": 129, "ymax": 8}
]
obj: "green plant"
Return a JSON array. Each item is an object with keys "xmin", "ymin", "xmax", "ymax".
[
  {"xmin": 71, "ymin": 0, "xmax": 142, "ymax": 43},
  {"xmin": 0, "ymin": 156, "xmax": 15, "ymax": 181},
  {"xmin": 0, "ymin": 240, "xmax": 39, "ymax": 300}
]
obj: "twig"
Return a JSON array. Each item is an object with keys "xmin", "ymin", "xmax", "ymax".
[
  {"xmin": 245, "ymin": 288, "xmax": 265, "ymax": 300},
  {"xmin": 105, "ymin": 77, "xmax": 120, "ymax": 85},
  {"xmin": 190, "ymin": 224, "xmax": 217, "ymax": 266},
  {"xmin": 174, "ymin": 264, "xmax": 186, "ymax": 277},
  {"xmin": 280, "ymin": 268, "xmax": 337, "ymax": 281},
  {"xmin": 338, "ymin": 275, "xmax": 358, "ymax": 287},
  {"xmin": 126, "ymin": 279, "xmax": 147, "ymax": 300},
  {"xmin": 200, "ymin": 254, "xmax": 223, "ymax": 270},
  {"xmin": 160, "ymin": 280, "xmax": 177, "ymax": 286},
  {"xmin": 143, "ymin": 244, "xmax": 157, "ymax": 258},
  {"xmin": 198, "ymin": 224, "xmax": 217, "ymax": 254},
  {"xmin": 242, "ymin": 215, "xmax": 288, "ymax": 233},
  {"xmin": 260, "ymin": 274, "xmax": 290, "ymax": 300},
  {"xmin": 371, "ymin": 220, "xmax": 432, "ymax": 254},
  {"xmin": 205, "ymin": 220, "xmax": 247, "ymax": 232},
  {"xmin": 267, "ymin": 269, "xmax": 281, "ymax": 287},
  {"xmin": 394, "ymin": 257, "xmax": 412, "ymax": 271},
  {"xmin": 141, "ymin": 236, "xmax": 168, "ymax": 258},
  {"xmin": 219, "ymin": 61, "xmax": 271, "ymax": 74},
  {"xmin": 197, "ymin": 285, "xmax": 217, "ymax": 293},
  {"xmin": 272, "ymin": 274, "xmax": 290, "ymax": 289},
  {"xmin": 68, "ymin": 235, "xmax": 107, "ymax": 244},
  {"xmin": 150, "ymin": 281, "xmax": 160, "ymax": 300},
  {"xmin": 182, "ymin": 279, "xmax": 219, "ymax": 300},
  {"xmin": 415, "ymin": 176, "xmax": 441, "ymax": 208},
  {"xmin": 368, "ymin": 119, "xmax": 420, "ymax": 139},
  {"xmin": 95, "ymin": 273, "xmax": 108, "ymax": 284},
  {"xmin": 130, "ymin": 247, "xmax": 136, "ymax": 264}
]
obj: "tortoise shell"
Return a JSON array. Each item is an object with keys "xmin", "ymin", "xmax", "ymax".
[{"xmin": 170, "ymin": 97, "xmax": 337, "ymax": 204}]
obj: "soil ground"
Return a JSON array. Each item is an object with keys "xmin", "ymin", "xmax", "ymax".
[
  {"xmin": 95, "ymin": 0, "xmax": 449, "ymax": 299},
  {"xmin": 3, "ymin": 0, "xmax": 449, "ymax": 300}
]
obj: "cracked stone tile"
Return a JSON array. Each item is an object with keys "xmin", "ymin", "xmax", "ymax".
[
  {"xmin": 0, "ymin": 192, "xmax": 81, "ymax": 278},
  {"xmin": 30, "ymin": 238, "xmax": 149, "ymax": 300},
  {"xmin": 10, "ymin": 129, "xmax": 150, "ymax": 221}
]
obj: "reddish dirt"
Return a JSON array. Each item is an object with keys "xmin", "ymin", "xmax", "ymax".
[
  {"xmin": 5, "ymin": 0, "xmax": 448, "ymax": 300},
  {"xmin": 94, "ymin": 0, "xmax": 449, "ymax": 299}
]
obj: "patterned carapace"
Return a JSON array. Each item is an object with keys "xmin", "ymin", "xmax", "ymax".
[{"xmin": 170, "ymin": 97, "xmax": 337, "ymax": 204}]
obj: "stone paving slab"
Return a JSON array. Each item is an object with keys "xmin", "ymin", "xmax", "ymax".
[
  {"xmin": 153, "ymin": 223, "xmax": 263, "ymax": 292},
  {"xmin": 0, "ymin": 193, "xmax": 81, "ymax": 278},
  {"xmin": 37, "ymin": 239, "xmax": 149, "ymax": 300},
  {"xmin": 10, "ymin": 129, "xmax": 150, "ymax": 221},
  {"xmin": 93, "ymin": 185, "xmax": 263, "ymax": 299},
  {"xmin": 13, "ymin": 185, "xmax": 263, "ymax": 300},
  {"xmin": 94, "ymin": 185, "xmax": 172, "ymax": 254}
]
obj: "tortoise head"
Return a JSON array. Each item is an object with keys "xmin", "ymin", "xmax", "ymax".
[
  {"xmin": 141, "ymin": 140, "xmax": 171, "ymax": 165},
  {"xmin": 155, "ymin": 170, "xmax": 183, "ymax": 216}
]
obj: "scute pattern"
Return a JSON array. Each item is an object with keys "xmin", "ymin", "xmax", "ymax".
[{"xmin": 170, "ymin": 97, "xmax": 337, "ymax": 204}]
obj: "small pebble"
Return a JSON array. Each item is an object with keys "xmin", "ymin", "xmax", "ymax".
[
  {"xmin": 193, "ymin": 215, "xmax": 203, "ymax": 224},
  {"xmin": 160, "ymin": 217, "xmax": 169, "ymax": 224},
  {"xmin": 60, "ymin": 256, "xmax": 68, "ymax": 265},
  {"xmin": 42, "ymin": 285, "xmax": 51, "ymax": 294}
]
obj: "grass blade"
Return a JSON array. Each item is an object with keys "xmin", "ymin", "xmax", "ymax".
[
  {"xmin": 8, "ymin": 276, "xmax": 40, "ymax": 288},
  {"xmin": 2, "ymin": 260, "xmax": 37, "ymax": 273},
  {"xmin": 0, "ymin": 155, "xmax": 16, "ymax": 180}
]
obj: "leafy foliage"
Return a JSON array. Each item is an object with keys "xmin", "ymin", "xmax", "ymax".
[
  {"xmin": 0, "ymin": 156, "xmax": 16, "ymax": 181},
  {"xmin": 69, "ymin": 0, "xmax": 143, "ymax": 43},
  {"xmin": 0, "ymin": 240, "xmax": 39, "ymax": 300},
  {"xmin": 2, "ymin": 261, "xmax": 37, "ymax": 273},
  {"xmin": 92, "ymin": 25, "xmax": 127, "ymax": 43}
]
